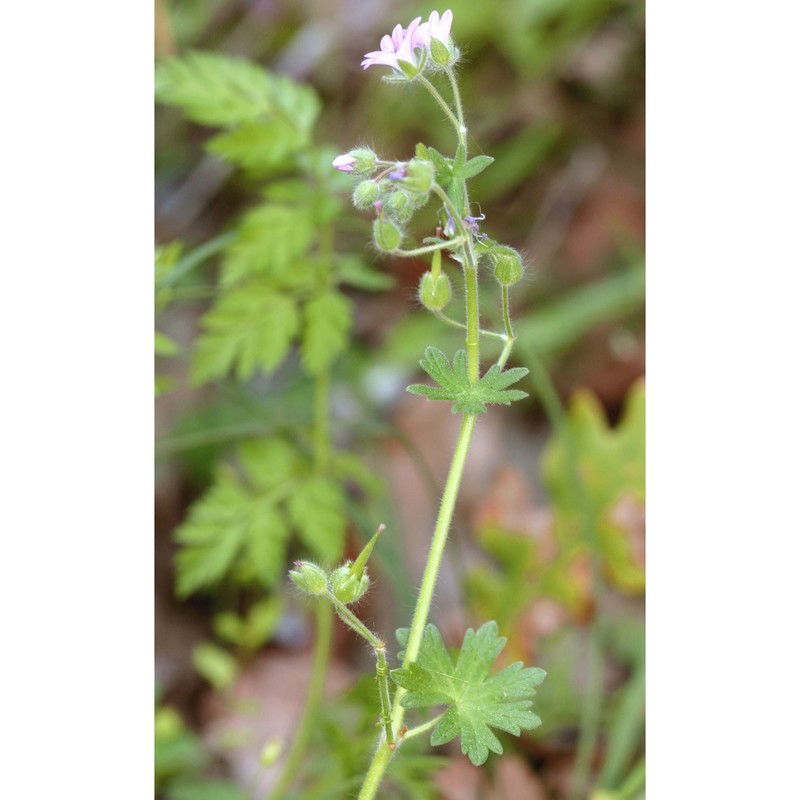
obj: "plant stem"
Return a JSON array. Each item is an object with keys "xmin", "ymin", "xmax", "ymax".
[
  {"xmin": 417, "ymin": 74, "xmax": 463, "ymax": 140},
  {"xmin": 430, "ymin": 183, "xmax": 480, "ymax": 385},
  {"xmin": 374, "ymin": 646, "xmax": 395, "ymax": 747},
  {"xmin": 445, "ymin": 67, "xmax": 467, "ymax": 151},
  {"xmin": 313, "ymin": 371, "xmax": 331, "ymax": 473},
  {"xmin": 392, "ymin": 237, "xmax": 466, "ymax": 257},
  {"xmin": 325, "ymin": 591, "xmax": 384, "ymax": 649},
  {"xmin": 432, "ymin": 309, "xmax": 506, "ymax": 341},
  {"xmin": 402, "ymin": 713, "xmax": 445, "ymax": 742},
  {"xmin": 357, "ymin": 413, "xmax": 478, "ymax": 800},
  {"xmin": 266, "ymin": 601, "xmax": 332, "ymax": 800}
]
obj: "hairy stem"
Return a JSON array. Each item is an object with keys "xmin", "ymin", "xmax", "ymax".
[
  {"xmin": 266, "ymin": 601, "xmax": 332, "ymax": 800},
  {"xmin": 325, "ymin": 590, "xmax": 384, "ymax": 649},
  {"xmin": 392, "ymin": 237, "xmax": 466, "ymax": 257},
  {"xmin": 357, "ymin": 413, "xmax": 478, "ymax": 800},
  {"xmin": 417, "ymin": 74, "xmax": 463, "ymax": 140},
  {"xmin": 445, "ymin": 67, "xmax": 467, "ymax": 151},
  {"xmin": 432, "ymin": 309, "xmax": 506, "ymax": 341}
]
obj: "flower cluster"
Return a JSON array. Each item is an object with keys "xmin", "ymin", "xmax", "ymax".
[{"xmin": 361, "ymin": 9, "xmax": 455, "ymax": 77}]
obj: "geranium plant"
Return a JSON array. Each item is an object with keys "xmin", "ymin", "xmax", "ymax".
[{"xmin": 289, "ymin": 10, "xmax": 547, "ymax": 798}]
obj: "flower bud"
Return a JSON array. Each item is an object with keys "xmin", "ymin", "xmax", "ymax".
[
  {"xmin": 386, "ymin": 190, "xmax": 414, "ymax": 224},
  {"xmin": 404, "ymin": 159, "xmax": 434, "ymax": 197},
  {"xmin": 288, "ymin": 561, "xmax": 327, "ymax": 596},
  {"xmin": 419, "ymin": 271, "xmax": 452, "ymax": 311},
  {"xmin": 373, "ymin": 218, "xmax": 402, "ymax": 252},
  {"xmin": 329, "ymin": 562, "xmax": 370, "ymax": 604},
  {"xmin": 353, "ymin": 180, "xmax": 380, "ymax": 210},
  {"xmin": 334, "ymin": 148, "xmax": 378, "ymax": 175},
  {"xmin": 483, "ymin": 245, "xmax": 524, "ymax": 286},
  {"xmin": 430, "ymin": 37, "xmax": 456, "ymax": 67}
]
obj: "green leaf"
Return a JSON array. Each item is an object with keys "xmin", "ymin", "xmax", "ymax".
[
  {"xmin": 174, "ymin": 468, "xmax": 290, "ymax": 596},
  {"xmin": 155, "ymin": 51, "xmax": 275, "ymax": 126},
  {"xmin": 288, "ymin": 477, "xmax": 347, "ymax": 562},
  {"xmin": 463, "ymin": 155, "xmax": 494, "ymax": 179},
  {"xmin": 238, "ymin": 438, "xmax": 300, "ymax": 491},
  {"xmin": 221, "ymin": 199, "xmax": 315, "ymax": 287},
  {"xmin": 206, "ymin": 119, "xmax": 302, "ymax": 172},
  {"xmin": 167, "ymin": 779, "xmax": 248, "ymax": 800},
  {"xmin": 301, "ymin": 291, "xmax": 353, "ymax": 375},
  {"xmin": 192, "ymin": 642, "xmax": 239, "ymax": 690},
  {"xmin": 155, "ymin": 331, "xmax": 179, "ymax": 357},
  {"xmin": 392, "ymin": 622, "xmax": 546, "ymax": 766},
  {"xmin": 541, "ymin": 380, "xmax": 645, "ymax": 593},
  {"xmin": 336, "ymin": 255, "xmax": 396, "ymax": 291},
  {"xmin": 425, "ymin": 146, "xmax": 453, "ymax": 183},
  {"xmin": 406, "ymin": 347, "xmax": 529, "ymax": 415},
  {"xmin": 191, "ymin": 284, "xmax": 299, "ymax": 384},
  {"xmin": 174, "ymin": 475, "xmax": 248, "ymax": 596}
]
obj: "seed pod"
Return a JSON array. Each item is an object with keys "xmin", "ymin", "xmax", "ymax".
[
  {"xmin": 329, "ymin": 562, "xmax": 370, "ymax": 604},
  {"xmin": 419, "ymin": 271, "xmax": 452, "ymax": 311},
  {"xmin": 373, "ymin": 218, "xmax": 402, "ymax": 252},
  {"xmin": 288, "ymin": 561, "xmax": 327, "ymax": 596}
]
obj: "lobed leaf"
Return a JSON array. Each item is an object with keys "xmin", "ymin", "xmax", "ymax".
[
  {"xmin": 407, "ymin": 347, "xmax": 529, "ymax": 414},
  {"xmin": 191, "ymin": 284, "xmax": 298, "ymax": 384},
  {"xmin": 301, "ymin": 291, "xmax": 353, "ymax": 376},
  {"xmin": 288, "ymin": 478, "xmax": 347, "ymax": 563},
  {"xmin": 392, "ymin": 621, "xmax": 546, "ymax": 766},
  {"xmin": 155, "ymin": 51, "xmax": 275, "ymax": 126}
]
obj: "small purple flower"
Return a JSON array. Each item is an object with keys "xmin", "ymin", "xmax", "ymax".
[
  {"xmin": 389, "ymin": 164, "xmax": 407, "ymax": 180},
  {"xmin": 332, "ymin": 153, "xmax": 356, "ymax": 172},
  {"xmin": 464, "ymin": 213, "xmax": 486, "ymax": 233},
  {"xmin": 361, "ymin": 16, "xmax": 428, "ymax": 74}
]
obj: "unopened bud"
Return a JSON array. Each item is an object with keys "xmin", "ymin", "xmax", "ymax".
[
  {"xmin": 329, "ymin": 562, "xmax": 370, "ymax": 604},
  {"xmin": 386, "ymin": 191, "xmax": 414, "ymax": 224},
  {"xmin": 483, "ymin": 245, "xmax": 524, "ymax": 286},
  {"xmin": 353, "ymin": 180, "xmax": 380, "ymax": 210},
  {"xmin": 429, "ymin": 38, "xmax": 456, "ymax": 67},
  {"xmin": 404, "ymin": 159, "xmax": 434, "ymax": 197},
  {"xmin": 288, "ymin": 561, "xmax": 327, "ymax": 596},
  {"xmin": 349, "ymin": 147, "xmax": 378, "ymax": 175},
  {"xmin": 373, "ymin": 218, "xmax": 403, "ymax": 252},
  {"xmin": 419, "ymin": 271, "xmax": 452, "ymax": 311}
]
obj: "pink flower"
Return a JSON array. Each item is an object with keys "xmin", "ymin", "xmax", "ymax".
[
  {"xmin": 361, "ymin": 16, "xmax": 428, "ymax": 73},
  {"xmin": 423, "ymin": 9, "xmax": 453, "ymax": 46},
  {"xmin": 332, "ymin": 153, "xmax": 356, "ymax": 172}
]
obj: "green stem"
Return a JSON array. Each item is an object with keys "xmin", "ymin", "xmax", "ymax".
[
  {"xmin": 392, "ymin": 237, "xmax": 466, "ymax": 257},
  {"xmin": 402, "ymin": 713, "xmax": 445, "ymax": 742},
  {"xmin": 266, "ymin": 601, "xmax": 332, "ymax": 800},
  {"xmin": 357, "ymin": 413, "xmax": 478, "ymax": 800},
  {"xmin": 432, "ymin": 309, "xmax": 506, "ymax": 341},
  {"xmin": 374, "ymin": 646, "xmax": 395, "ymax": 747},
  {"xmin": 430, "ymin": 183, "xmax": 480, "ymax": 385},
  {"xmin": 313, "ymin": 372, "xmax": 331, "ymax": 474},
  {"xmin": 325, "ymin": 591, "xmax": 384, "ymax": 649},
  {"xmin": 416, "ymin": 74, "xmax": 462, "ymax": 140},
  {"xmin": 445, "ymin": 67, "xmax": 467, "ymax": 151},
  {"xmin": 463, "ymin": 260, "xmax": 480, "ymax": 385}
]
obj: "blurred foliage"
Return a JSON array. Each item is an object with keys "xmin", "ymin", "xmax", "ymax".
[
  {"xmin": 542, "ymin": 379, "xmax": 645, "ymax": 592},
  {"xmin": 155, "ymin": 703, "xmax": 247, "ymax": 800}
]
